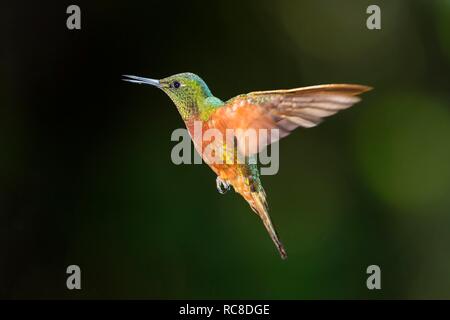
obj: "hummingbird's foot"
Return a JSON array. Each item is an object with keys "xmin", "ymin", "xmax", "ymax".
[{"xmin": 216, "ymin": 177, "xmax": 230, "ymax": 194}]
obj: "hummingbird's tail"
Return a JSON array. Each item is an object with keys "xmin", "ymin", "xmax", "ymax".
[{"xmin": 249, "ymin": 189, "xmax": 288, "ymax": 260}]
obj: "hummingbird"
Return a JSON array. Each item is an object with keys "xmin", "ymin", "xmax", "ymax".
[{"xmin": 123, "ymin": 73, "xmax": 372, "ymax": 259}]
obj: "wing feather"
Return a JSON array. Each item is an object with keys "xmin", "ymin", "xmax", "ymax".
[{"xmin": 209, "ymin": 84, "xmax": 372, "ymax": 156}]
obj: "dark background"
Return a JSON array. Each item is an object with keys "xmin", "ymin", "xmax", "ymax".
[{"xmin": 1, "ymin": 0, "xmax": 450, "ymax": 299}]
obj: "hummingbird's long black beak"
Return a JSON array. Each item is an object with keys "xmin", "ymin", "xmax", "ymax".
[{"xmin": 122, "ymin": 75, "xmax": 161, "ymax": 88}]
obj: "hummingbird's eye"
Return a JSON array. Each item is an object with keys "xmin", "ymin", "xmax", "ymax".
[{"xmin": 173, "ymin": 81, "xmax": 181, "ymax": 89}]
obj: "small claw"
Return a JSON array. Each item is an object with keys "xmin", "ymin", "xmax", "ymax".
[{"xmin": 216, "ymin": 177, "xmax": 230, "ymax": 194}]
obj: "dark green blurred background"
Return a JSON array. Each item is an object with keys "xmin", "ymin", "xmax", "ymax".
[{"xmin": 1, "ymin": 0, "xmax": 450, "ymax": 299}]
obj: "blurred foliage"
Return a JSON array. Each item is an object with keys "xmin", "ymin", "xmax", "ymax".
[{"xmin": 1, "ymin": 0, "xmax": 450, "ymax": 299}]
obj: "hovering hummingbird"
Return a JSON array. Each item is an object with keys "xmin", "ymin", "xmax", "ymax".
[{"xmin": 123, "ymin": 73, "xmax": 372, "ymax": 259}]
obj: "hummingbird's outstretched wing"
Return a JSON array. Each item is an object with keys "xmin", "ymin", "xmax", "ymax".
[{"xmin": 210, "ymin": 84, "xmax": 372, "ymax": 156}]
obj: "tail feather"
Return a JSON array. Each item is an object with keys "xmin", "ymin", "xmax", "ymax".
[{"xmin": 249, "ymin": 190, "xmax": 287, "ymax": 260}]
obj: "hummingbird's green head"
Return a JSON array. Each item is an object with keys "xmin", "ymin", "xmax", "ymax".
[{"xmin": 123, "ymin": 72, "xmax": 213, "ymax": 120}]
